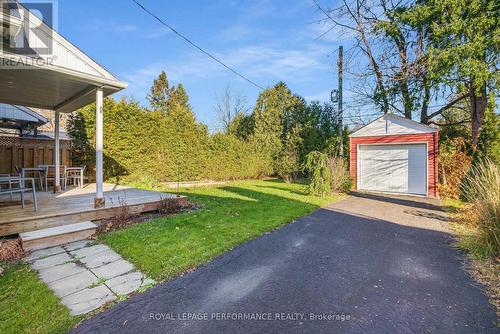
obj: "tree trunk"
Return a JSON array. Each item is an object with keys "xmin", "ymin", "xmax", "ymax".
[
  {"xmin": 358, "ymin": 26, "xmax": 390, "ymax": 114},
  {"xmin": 393, "ymin": 34, "xmax": 412, "ymax": 119},
  {"xmin": 420, "ymin": 79, "xmax": 431, "ymax": 123},
  {"xmin": 470, "ymin": 83, "xmax": 487, "ymax": 148}
]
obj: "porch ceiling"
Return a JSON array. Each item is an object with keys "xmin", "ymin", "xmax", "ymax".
[{"xmin": 0, "ymin": 59, "xmax": 126, "ymax": 113}]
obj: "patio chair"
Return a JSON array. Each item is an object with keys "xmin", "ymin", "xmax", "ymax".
[
  {"xmin": 66, "ymin": 165, "xmax": 86, "ymax": 188},
  {"xmin": 17, "ymin": 166, "xmax": 45, "ymax": 191},
  {"xmin": 0, "ymin": 173, "xmax": 13, "ymax": 200},
  {"xmin": 40, "ymin": 165, "xmax": 67, "ymax": 191},
  {"xmin": 0, "ymin": 175, "xmax": 38, "ymax": 211}
]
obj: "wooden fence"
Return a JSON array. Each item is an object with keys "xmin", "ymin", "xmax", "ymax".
[{"xmin": 0, "ymin": 136, "xmax": 72, "ymax": 174}]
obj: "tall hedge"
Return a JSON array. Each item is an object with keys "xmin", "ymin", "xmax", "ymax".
[
  {"xmin": 67, "ymin": 97, "xmax": 270, "ymax": 182},
  {"xmin": 67, "ymin": 76, "xmax": 345, "ymax": 183}
]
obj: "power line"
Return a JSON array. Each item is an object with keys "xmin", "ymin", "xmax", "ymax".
[{"xmin": 131, "ymin": 0, "xmax": 265, "ymax": 90}]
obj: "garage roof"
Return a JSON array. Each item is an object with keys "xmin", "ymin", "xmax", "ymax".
[{"xmin": 350, "ymin": 114, "xmax": 437, "ymax": 137}]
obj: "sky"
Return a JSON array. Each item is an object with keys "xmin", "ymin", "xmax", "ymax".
[{"xmin": 56, "ymin": 0, "xmax": 356, "ymax": 131}]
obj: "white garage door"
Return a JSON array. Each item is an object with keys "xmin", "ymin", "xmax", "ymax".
[{"xmin": 358, "ymin": 144, "xmax": 427, "ymax": 195}]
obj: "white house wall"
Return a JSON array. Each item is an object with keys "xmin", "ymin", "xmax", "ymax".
[{"xmin": 2, "ymin": 3, "xmax": 118, "ymax": 81}]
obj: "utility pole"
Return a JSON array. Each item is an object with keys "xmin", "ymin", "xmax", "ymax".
[
  {"xmin": 330, "ymin": 45, "xmax": 344, "ymax": 157},
  {"xmin": 338, "ymin": 45, "xmax": 343, "ymax": 157}
]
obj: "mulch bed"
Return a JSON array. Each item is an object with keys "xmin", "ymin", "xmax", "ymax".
[{"xmin": 0, "ymin": 238, "xmax": 25, "ymax": 263}]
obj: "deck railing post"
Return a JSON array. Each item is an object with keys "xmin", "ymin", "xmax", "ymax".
[
  {"xmin": 54, "ymin": 109, "xmax": 61, "ymax": 193},
  {"xmin": 94, "ymin": 87, "xmax": 105, "ymax": 208}
]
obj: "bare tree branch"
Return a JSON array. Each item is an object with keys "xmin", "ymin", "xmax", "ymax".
[
  {"xmin": 425, "ymin": 93, "xmax": 469, "ymax": 121},
  {"xmin": 429, "ymin": 119, "xmax": 471, "ymax": 126},
  {"xmin": 312, "ymin": 0, "xmax": 358, "ymax": 32},
  {"xmin": 214, "ymin": 85, "xmax": 249, "ymax": 133}
]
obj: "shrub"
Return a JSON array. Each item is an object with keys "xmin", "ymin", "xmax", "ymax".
[
  {"xmin": 273, "ymin": 148, "xmax": 299, "ymax": 183},
  {"xmin": 439, "ymin": 137, "xmax": 473, "ymax": 198},
  {"xmin": 303, "ymin": 151, "xmax": 331, "ymax": 197},
  {"xmin": 328, "ymin": 157, "xmax": 352, "ymax": 193},
  {"xmin": 460, "ymin": 159, "xmax": 500, "ymax": 257}
]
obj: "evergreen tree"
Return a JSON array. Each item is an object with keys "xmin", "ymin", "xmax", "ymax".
[
  {"xmin": 147, "ymin": 70, "xmax": 170, "ymax": 112},
  {"xmin": 473, "ymin": 94, "xmax": 500, "ymax": 165},
  {"xmin": 67, "ymin": 74, "xmax": 350, "ymax": 184},
  {"xmin": 295, "ymin": 101, "xmax": 340, "ymax": 161},
  {"xmin": 251, "ymin": 82, "xmax": 305, "ymax": 176},
  {"xmin": 403, "ymin": 0, "xmax": 499, "ymax": 145},
  {"xmin": 162, "ymin": 83, "xmax": 209, "ymax": 181},
  {"xmin": 167, "ymin": 83, "xmax": 190, "ymax": 112},
  {"xmin": 227, "ymin": 112, "xmax": 254, "ymax": 140}
]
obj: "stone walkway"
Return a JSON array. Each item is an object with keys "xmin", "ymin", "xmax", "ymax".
[{"xmin": 25, "ymin": 240, "xmax": 154, "ymax": 315}]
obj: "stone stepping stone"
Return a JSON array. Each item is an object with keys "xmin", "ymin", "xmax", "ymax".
[
  {"xmin": 63, "ymin": 240, "xmax": 92, "ymax": 251},
  {"xmin": 31, "ymin": 252, "xmax": 72, "ymax": 270},
  {"xmin": 25, "ymin": 240, "xmax": 154, "ymax": 316},
  {"xmin": 38, "ymin": 262, "xmax": 87, "ymax": 284},
  {"xmin": 79, "ymin": 249, "xmax": 122, "ymax": 269},
  {"xmin": 48, "ymin": 270, "xmax": 99, "ymax": 298},
  {"xmin": 25, "ymin": 246, "xmax": 66, "ymax": 262},
  {"xmin": 70, "ymin": 244, "xmax": 110, "ymax": 259},
  {"xmin": 61, "ymin": 285, "xmax": 116, "ymax": 316},
  {"xmin": 106, "ymin": 272, "xmax": 155, "ymax": 295},
  {"xmin": 92, "ymin": 259, "xmax": 134, "ymax": 280}
]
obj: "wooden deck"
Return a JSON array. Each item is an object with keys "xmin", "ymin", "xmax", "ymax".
[{"xmin": 0, "ymin": 183, "xmax": 184, "ymax": 236}]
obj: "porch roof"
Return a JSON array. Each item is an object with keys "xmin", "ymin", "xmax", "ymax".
[
  {"xmin": 0, "ymin": 0, "xmax": 127, "ymax": 112},
  {"xmin": 0, "ymin": 103, "xmax": 48, "ymax": 130}
]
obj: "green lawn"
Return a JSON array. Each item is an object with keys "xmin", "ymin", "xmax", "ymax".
[
  {"xmin": 0, "ymin": 179, "xmax": 339, "ymax": 333},
  {"xmin": 100, "ymin": 179, "xmax": 340, "ymax": 280},
  {"xmin": 0, "ymin": 264, "xmax": 78, "ymax": 334}
]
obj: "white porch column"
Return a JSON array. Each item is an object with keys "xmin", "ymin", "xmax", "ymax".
[
  {"xmin": 54, "ymin": 110, "xmax": 61, "ymax": 193},
  {"xmin": 94, "ymin": 87, "xmax": 105, "ymax": 208}
]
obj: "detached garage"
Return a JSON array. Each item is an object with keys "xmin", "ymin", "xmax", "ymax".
[{"xmin": 349, "ymin": 114, "xmax": 439, "ymax": 198}]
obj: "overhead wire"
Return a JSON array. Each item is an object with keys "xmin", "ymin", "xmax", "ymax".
[{"xmin": 131, "ymin": 0, "xmax": 264, "ymax": 90}]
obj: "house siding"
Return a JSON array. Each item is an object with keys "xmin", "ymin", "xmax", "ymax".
[{"xmin": 349, "ymin": 133, "xmax": 439, "ymax": 198}]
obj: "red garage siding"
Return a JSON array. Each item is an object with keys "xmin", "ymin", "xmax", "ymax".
[{"xmin": 350, "ymin": 132, "xmax": 439, "ymax": 197}]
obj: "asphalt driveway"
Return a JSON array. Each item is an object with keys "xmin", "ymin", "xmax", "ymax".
[{"xmin": 72, "ymin": 193, "xmax": 498, "ymax": 333}]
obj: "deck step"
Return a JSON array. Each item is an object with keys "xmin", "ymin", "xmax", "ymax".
[{"xmin": 20, "ymin": 221, "xmax": 97, "ymax": 251}]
